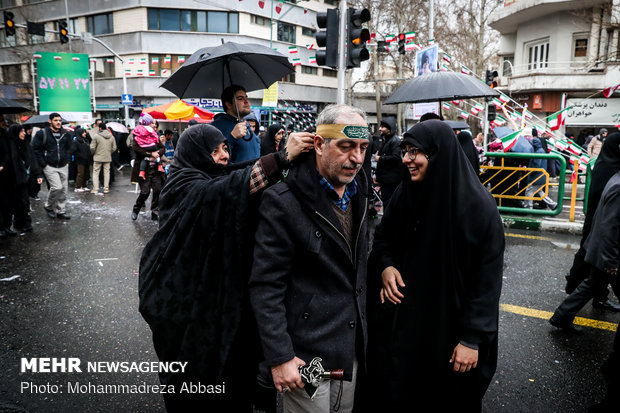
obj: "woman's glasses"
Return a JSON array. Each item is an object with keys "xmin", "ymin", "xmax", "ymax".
[{"xmin": 400, "ymin": 147, "xmax": 424, "ymax": 160}]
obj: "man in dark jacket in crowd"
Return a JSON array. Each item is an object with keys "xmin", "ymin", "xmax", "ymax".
[
  {"xmin": 210, "ymin": 85, "xmax": 260, "ymax": 163},
  {"xmin": 31, "ymin": 112, "xmax": 75, "ymax": 220},
  {"xmin": 374, "ymin": 116, "xmax": 401, "ymax": 206},
  {"xmin": 249, "ymin": 104, "xmax": 369, "ymax": 412}
]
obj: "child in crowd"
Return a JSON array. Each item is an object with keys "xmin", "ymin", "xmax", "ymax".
[{"xmin": 133, "ymin": 113, "xmax": 164, "ymax": 179}]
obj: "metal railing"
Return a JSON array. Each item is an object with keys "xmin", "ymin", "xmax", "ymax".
[{"xmin": 481, "ymin": 152, "xmax": 566, "ymax": 216}]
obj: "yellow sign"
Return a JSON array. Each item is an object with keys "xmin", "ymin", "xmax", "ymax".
[{"xmin": 262, "ymin": 82, "xmax": 278, "ymax": 107}]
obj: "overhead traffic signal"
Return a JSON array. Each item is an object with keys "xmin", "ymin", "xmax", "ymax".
[
  {"xmin": 487, "ymin": 104, "xmax": 496, "ymax": 122},
  {"xmin": 58, "ymin": 20, "xmax": 68, "ymax": 44},
  {"xmin": 315, "ymin": 8, "xmax": 338, "ymax": 68},
  {"xmin": 346, "ymin": 8, "xmax": 370, "ymax": 68},
  {"xmin": 398, "ymin": 33, "xmax": 406, "ymax": 55},
  {"xmin": 485, "ymin": 69, "xmax": 498, "ymax": 88},
  {"xmin": 4, "ymin": 11, "xmax": 15, "ymax": 37}
]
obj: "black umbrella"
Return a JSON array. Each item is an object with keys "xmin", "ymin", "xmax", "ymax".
[
  {"xmin": 384, "ymin": 71, "xmax": 499, "ymax": 104},
  {"xmin": 160, "ymin": 42, "xmax": 294, "ymax": 99},
  {"xmin": 23, "ymin": 114, "xmax": 70, "ymax": 128},
  {"xmin": 444, "ymin": 120, "xmax": 470, "ymax": 130},
  {"xmin": 0, "ymin": 97, "xmax": 29, "ymax": 114}
]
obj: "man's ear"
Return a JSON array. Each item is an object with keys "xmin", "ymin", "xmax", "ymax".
[{"xmin": 314, "ymin": 135, "xmax": 325, "ymax": 156}]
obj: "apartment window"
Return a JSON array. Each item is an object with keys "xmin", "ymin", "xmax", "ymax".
[
  {"xmin": 280, "ymin": 72, "xmax": 295, "ymax": 83},
  {"xmin": 91, "ymin": 57, "xmax": 115, "ymax": 79},
  {"xmin": 323, "ymin": 68, "xmax": 337, "ymax": 77},
  {"xmin": 0, "ymin": 0, "xmax": 17, "ymax": 6},
  {"xmin": 87, "ymin": 13, "xmax": 114, "ymax": 35},
  {"xmin": 149, "ymin": 54, "xmax": 186, "ymax": 77},
  {"xmin": 278, "ymin": 21, "xmax": 296, "ymax": 43},
  {"xmin": 2, "ymin": 64, "xmax": 22, "ymax": 83},
  {"xmin": 0, "ymin": 30, "xmax": 16, "ymax": 48},
  {"xmin": 252, "ymin": 14, "xmax": 270, "ymax": 27},
  {"xmin": 302, "ymin": 27, "xmax": 314, "ymax": 36},
  {"xmin": 573, "ymin": 38, "xmax": 588, "ymax": 58},
  {"xmin": 502, "ymin": 55, "xmax": 514, "ymax": 77},
  {"xmin": 148, "ymin": 9, "xmax": 238, "ymax": 33},
  {"xmin": 69, "ymin": 17, "xmax": 80, "ymax": 35},
  {"xmin": 325, "ymin": 0, "xmax": 337, "ymax": 5},
  {"xmin": 527, "ymin": 40, "xmax": 549, "ymax": 70},
  {"xmin": 302, "ymin": 66, "xmax": 318, "ymax": 75}
]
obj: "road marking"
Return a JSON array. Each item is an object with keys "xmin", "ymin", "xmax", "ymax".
[
  {"xmin": 92, "ymin": 258, "xmax": 118, "ymax": 261},
  {"xmin": 505, "ymin": 232, "xmax": 553, "ymax": 241},
  {"xmin": 500, "ymin": 303, "xmax": 618, "ymax": 332}
]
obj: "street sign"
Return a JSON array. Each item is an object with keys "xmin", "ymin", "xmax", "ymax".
[{"xmin": 121, "ymin": 94, "xmax": 133, "ymax": 104}]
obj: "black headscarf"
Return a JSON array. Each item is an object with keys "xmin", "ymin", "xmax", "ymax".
[
  {"xmin": 169, "ymin": 124, "xmax": 227, "ymax": 177},
  {"xmin": 456, "ymin": 130, "xmax": 480, "ymax": 174},
  {"xmin": 584, "ymin": 132, "xmax": 620, "ymax": 229},
  {"xmin": 368, "ymin": 120, "xmax": 504, "ymax": 407},
  {"xmin": 260, "ymin": 123, "xmax": 284, "ymax": 156}
]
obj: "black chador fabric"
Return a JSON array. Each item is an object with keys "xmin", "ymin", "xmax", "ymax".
[
  {"xmin": 366, "ymin": 120, "xmax": 504, "ymax": 410},
  {"xmin": 139, "ymin": 125, "xmax": 268, "ymax": 411},
  {"xmin": 260, "ymin": 123, "xmax": 284, "ymax": 156},
  {"xmin": 457, "ymin": 130, "xmax": 480, "ymax": 175}
]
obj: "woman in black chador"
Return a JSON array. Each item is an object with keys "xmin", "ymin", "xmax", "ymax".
[
  {"xmin": 138, "ymin": 124, "xmax": 312, "ymax": 412},
  {"xmin": 366, "ymin": 120, "xmax": 504, "ymax": 411}
]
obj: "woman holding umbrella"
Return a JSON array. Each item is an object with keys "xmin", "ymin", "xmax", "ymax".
[{"xmin": 366, "ymin": 120, "xmax": 504, "ymax": 411}]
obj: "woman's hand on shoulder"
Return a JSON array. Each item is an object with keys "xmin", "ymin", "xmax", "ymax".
[{"xmin": 380, "ymin": 266, "xmax": 405, "ymax": 304}]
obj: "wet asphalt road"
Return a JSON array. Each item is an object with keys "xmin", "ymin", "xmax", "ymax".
[{"xmin": 0, "ymin": 169, "xmax": 617, "ymax": 413}]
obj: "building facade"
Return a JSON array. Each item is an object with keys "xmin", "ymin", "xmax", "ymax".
[
  {"xmin": 0, "ymin": 0, "xmax": 341, "ymax": 128},
  {"xmin": 489, "ymin": 0, "xmax": 620, "ymax": 141}
]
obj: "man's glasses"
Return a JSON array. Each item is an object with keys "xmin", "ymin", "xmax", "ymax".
[{"xmin": 400, "ymin": 147, "xmax": 425, "ymax": 160}]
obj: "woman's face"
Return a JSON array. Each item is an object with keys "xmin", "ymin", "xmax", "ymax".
[
  {"xmin": 18, "ymin": 128, "xmax": 25, "ymax": 140},
  {"xmin": 275, "ymin": 129, "xmax": 284, "ymax": 143},
  {"xmin": 211, "ymin": 141, "xmax": 230, "ymax": 165},
  {"xmin": 401, "ymin": 144, "xmax": 428, "ymax": 183}
]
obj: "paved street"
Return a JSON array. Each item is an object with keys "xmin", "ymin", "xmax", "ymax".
[{"xmin": 0, "ymin": 170, "xmax": 617, "ymax": 412}]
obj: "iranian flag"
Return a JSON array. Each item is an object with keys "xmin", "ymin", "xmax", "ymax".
[
  {"xmin": 451, "ymin": 100, "xmax": 461, "ymax": 105},
  {"xmin": 291, "ymin": 58, "xmax": 301, "ymax": 66},
  {"xmin": 459, "ymin": 111, "xmax": 469, "ymax": 119},
  {"xmin": 547, "ymin": 107, "xmax": 572, "ymax": 131},
  {"xmin": 405, "ymin": 41, "xmax": 416, "ymax": 51},
  {"xmin": 442, "ymin": 102, "xmax": 451, "ymax": 110},
  {"xmin": 288, "ymin": 46, "xmax": 298, "ymax": 54},
  {"xmin": 500, "ymin": 129, "xmax": 521, "ymax": 152},
  {"xmin": 149, "ymin": 70, "xmax": 156, "ymax": 76},
  {"xmin": 306, "ymin": 44, "xmax": 315, "ymax": 50},
  {"xmin": 492, "ymin": 98, "xmax": 503, "ymax": 108},
  {"xmin": 553, "ymin": 139, "xmax": 568, "ymax": 151},
  {"xmin": 440, "ymin": 64, "xmax": 449, "ymax": 72},
  {"xmin": 385, "ymin": 34, "xmax": 396, "ymax": 43},
  {"xmin": 461, "ymin": 65, "xmax": 471, "ymax": 75},
  {"xmin": 137, "ymin": 70, "xmax": 144, "ymax": 76},
  {"xmin": 275, "ymin": 0, "xmax": 285, "ymax": 14},
  {"xmin": 498, "ymin": 94, "xmax": 510, "ymax": 103},
  {"xmin": 567, "ymin": 142, "xmax": 582, "ymax": 155},
  {"xmin": 470, "ymin": 107, "xmax": 480, "ymax": 115},
  {"xmin": 54, "ymin": 56, "xmax": 62, "ymax": 61},
  {"xmin": 106, "ymin": 58, "xmax": 115, "ymax": 63},
  {"xmin": 474, "ymin": 103, "xmax": 485, "ymax": 111},
  {"xmin": 152, "ymin": 57, "xmax": 159, "ymax": 64},
  {"xmin": 309, "ymin": 55, "xmax": 317, "ymax": 64},
  {"xmin": 178, "ymin": 56, "xmax": 186, "ymax": 63},
  {"xmin": 164, "ymin": 56, "xmax": 171, "ymax": 64},
  {"xmin": 495, "ymin": 115, "xmax": 507, "ymax": 125},
  {"xmin": 428, "ymin": 38, "xmax": 435, "ymax": 45},
  {"xmin": 580, "ymin": 154, "xmax": 590, "ymax": 164},
  {"xmin": 523, "ymin": 111, "xmax": 533, "ymax": 120},
  {"xmin": 128, "ymin": 58, "xmax": 135, "ymax": 64},
  {"xmin": 404, "ymin": 31, "xmax": 415, "ymax": 42},
  {"xmin": 602, "ymin": 83, "xmax": 620, "ymax": 98},
  {"xmin": 33, "ymin": 54, "xmax": 42, "ymax": 59},
  {"xmin": 124, "ymin": 69, "xmax": 131, "ymax": 76},
  {"xmin": 89, "ymin": 58, "xmax": 96, "ymax": 63},
  {"xmin": 140, "ymin": 58, "xmax": 147, "ymax": 64},
  {"xmin": 72, "ymin": 57, "xmax": 80, "ymax": 61},
  {"xmin": 258, "ymin": 0, "xmax": 265, "ymax": 9},
  {"xmin": 443, "ymin": 53, "xmax": 451, "ymax": 63}
]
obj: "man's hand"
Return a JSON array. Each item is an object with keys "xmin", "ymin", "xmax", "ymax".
[
  {"xmin": 374, "ymin": 155, "xmax": 380, "ymax": 162},
  {"xmin": 450, "ymin": 343, "xmax": 478, "ymax": 373},
  {"xmin": 605, "ymin": 268, "xmax": 618, "ymax": 276},
  {"xmin": 37, "ymin": 178, "xmax": 43, "ymax": 184},
  {"xmin": 271, "ymin": 357, "xmax": 306, "ymax": 393},
  {"xmin": 380, "ymin": 266, "xmax": 405, "ymax": 304},
  {"xmin": 231, "ymin": 122, "xmax": 248, "ymax": 140},
  {"xmin": 0, "ymin": 166, "xmax": 3, "ymax": 172},
  {"xmin": 284, "ymin": 132, "xmax": 315, "ymax": 162}
]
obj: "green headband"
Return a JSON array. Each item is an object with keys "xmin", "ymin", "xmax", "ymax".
[{"xmin": 316, "ymin": 124, "xmax": 369, "ymax": 140}]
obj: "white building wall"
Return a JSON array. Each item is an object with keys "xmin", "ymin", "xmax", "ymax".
[{"xmin": 113, "ymin": 8, "xmax": 148, "ymax": 34}]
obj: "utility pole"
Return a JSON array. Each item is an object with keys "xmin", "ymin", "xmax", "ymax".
[
  {"xmin": 337, "ymin": 0, "xmax": 347, "ymax": 104},
  {"xmin": 64, "ymin": 0, "xmax": 72, "ymax": 52},
  {"xmin": 429, "ymin": 0, "xmax": 434, "ymax": 41}
]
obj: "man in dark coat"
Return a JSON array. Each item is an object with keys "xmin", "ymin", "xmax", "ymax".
[
  {"xmin": 138, "ymin": 124, "xmax": 313, "ymax": 412},
  {"xmin": 130, "ymin": 135, "xmax": 165, "ymax": 221},
  {"xmin": 374, "ymin": 116, "xmax": 401, "ymax": 206},
  {"xmin": 249, "ymin": 104, "xmax": 370, "ymax": 412},
  {"xmin": 31, "ymin": 112, "xmax": 75, "ymax": 220}
]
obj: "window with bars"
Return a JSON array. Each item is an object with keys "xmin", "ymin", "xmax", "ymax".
[
  {"xmin": 526, "ymin": 40, "xmax": 549, "ymax": 71},
  {"xmin": 148, "ymin": 9, "xmax": 238, "ymax": 33}
]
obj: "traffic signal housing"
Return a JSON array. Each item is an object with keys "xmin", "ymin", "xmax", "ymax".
[
  {"xmin": 346, "ymin": 8, "xmax": 370, "ymax": 68},
  {"xmin": 315, "ymin": 8, "xmax": 338, "ymax": 68},
  {"xmin": 4, "ymin": 11, "xmax": 15, "ymax": 37},
  {"xmin": 485, "ymin": 69, "xmax": 498, "ymax": 88},
  {"xmin": 398, "ymin": 33, "xmax": 406, "ymax": 55},
  {"xmin": 487, "ymin": 104, "xmax": 496, "ymax": 122},
  {"xmin": 58, "ymin": 20, "xmax": 68, "ymax": 44}
]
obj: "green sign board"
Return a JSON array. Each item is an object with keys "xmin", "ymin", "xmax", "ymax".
[{"xmin": 35, "ymin": 51, "xmax": 92, "ymax": 122}]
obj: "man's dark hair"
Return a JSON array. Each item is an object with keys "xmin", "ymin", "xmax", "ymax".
[
  {"xmin": 419, "ymin": 112, "xmax": 443, "ymax": 122},
  {"xmin": 221, "ymin": 85, "xmax": 246, "ymax": 110},
  {"xmin": 164, "ymin": 129, "xmax": 173, "ymax": 135},
  {"xmin": 99, "ymin": 122, "xmax": 107, "ymax": 130},
  {"xmin": 49, "ymin": 112, "xmax": 61, "ymax": 120}
]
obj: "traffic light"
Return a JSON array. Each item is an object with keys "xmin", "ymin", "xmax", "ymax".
[
  {"xmin": 487, "ymin": 104, "xmax": 496, "ymax": 122},
  {"xmin": 377, "ymin": 40, "xmax": 388, "ymax": 53},
  {"xmin": 315, "ymin": 8, "xmax": 338, "ymax": 68},
  {"xmin": 398, "ymin": 33, "xmax": 406, "ymax": 55},
  {"xmin": 4, "ymin": 11, "xmax": 15, "ymax": 37},
  {"xmin": 346, "ymin": 8, "xmax": 370, "ymax": 68},
  {"xmin": 58, "ymin": 20, "xmax": 68, "ymax": 44},
  {"xmin": 485, "ymin": 69, "xmax": 498, "ymax": 88}
]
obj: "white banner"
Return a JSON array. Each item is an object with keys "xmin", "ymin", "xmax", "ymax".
[
  {"xmin": 405, "ymin": 102, "xmax": 439, "ymax": 119},
  {"xmin": 565, "ymin": 98, "xmax": 620, "ymax": 126}
]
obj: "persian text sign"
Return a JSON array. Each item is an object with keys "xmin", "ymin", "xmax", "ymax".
[
  {"xmin": 565, "ymin": 98, "xmax": 620, "ymax": 126},
  {"xmin": 36, "ymin": 51, "xmax": 92, "ymax": 122}
]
